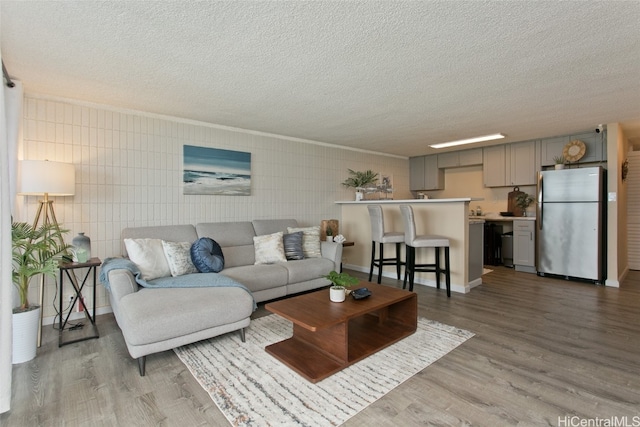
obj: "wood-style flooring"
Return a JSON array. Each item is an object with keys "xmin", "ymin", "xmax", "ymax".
[{"xmin": 2, "ymin": 267, "xmax": 639, "ymax": 426}]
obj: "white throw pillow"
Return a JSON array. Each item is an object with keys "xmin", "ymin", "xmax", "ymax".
[
  {"xmin": 287, "ymin": 226, "xmax": 322, "ymax": 258},
  {"xmin": 162, "ymin": 241, "xmax": 199, "ymax": 277},
  {"xmin": 124, "ymin": 238, "xmax": 171, "ymax": 281},
  {"xmin": 253, "ymin": 232, "xmax": 287, "ymax": 265}
]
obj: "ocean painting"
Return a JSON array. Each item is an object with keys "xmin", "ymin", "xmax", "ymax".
[{"xmin": 183, "ymin": 145, "xmax": 251, "ymax": 195}]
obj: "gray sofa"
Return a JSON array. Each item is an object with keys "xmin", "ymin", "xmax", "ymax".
[{"xmin": 106, "ymin": 219, "xmax": 342, "ymax": 375}]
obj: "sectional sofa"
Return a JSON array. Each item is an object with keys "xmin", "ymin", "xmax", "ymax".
[{"xmin": 103, "ymin": 219, "xmax": 343, "ymax": 375}]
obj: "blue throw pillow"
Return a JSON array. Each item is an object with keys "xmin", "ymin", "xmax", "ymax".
[{"xmin": 190, "ymin": 237, "xmax": 225, "ymax": 273}]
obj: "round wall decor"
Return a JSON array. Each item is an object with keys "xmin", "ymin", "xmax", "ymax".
[{"xmin": 563, "ymin": 139, "xmax": 586, "ymax": 162}]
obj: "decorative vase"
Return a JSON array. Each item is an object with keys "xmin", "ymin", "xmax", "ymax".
[
  {"xmin": 326, "ymin": 236, "xmax": 333, "ymax": 242},
  {"xmin": 355, "ymin": 191, "xmax": 363, "ymax": 202},
  {"xmin": 72, "ymin": 232, "xmax": 91, "ymax": 262},
  {"xmin": 555, "ymin": 164, "xmax": 565, "ymax": 170},
  {"xmin": 12, "ymin": 306, "xmax": 41, "ymax": 364},
  {"xmin": 330, "ymin": 286, "xmax": 346, "ymax": 302}
]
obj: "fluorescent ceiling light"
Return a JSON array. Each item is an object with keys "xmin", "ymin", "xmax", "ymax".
[{"xmin": 429, "ymin": 133, "xmax": 506, "ymax": 149}]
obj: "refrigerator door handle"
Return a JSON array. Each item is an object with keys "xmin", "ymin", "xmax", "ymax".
[{"xmin": 537, "ymin": 173, "xmax": 543, "ymax": 230}]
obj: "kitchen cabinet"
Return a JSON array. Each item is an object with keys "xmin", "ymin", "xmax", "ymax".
[
  {"xmin": 509, "ymin": 140, "xmax": 538, "ymax": 186},
  {"xmin": 513, "ymin": 219, "xmax": 536, "ymax": 273},
  {"xmin": 484, "ymin": 141, "xmax": 537, "ymax": 187},
  {"xmin": 437, "ymin": 148, "xmax": 483, "ymax": 169},
  {"xmin": 539, "ymin": 131, "xmax": 607, "ymax": 166},
  {"xmin": 409, "ymin": 155, "xmax": 443, "ymax": 191}
]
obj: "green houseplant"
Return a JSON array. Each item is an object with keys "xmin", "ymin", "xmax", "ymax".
[
  {"xmin": 12, "ymin": 221, "xmax": 70, "ymax": 363},
  {"xmin": 515, "ymin": 193, "xmax": 535, "ymax": 217},
  {"xmin": 324, "ymin": 270, "xmax": 359, "ymax": 302},
  {"xmin": 553, "ymin": 155, "xmax": 566, "ymax": 169},
  {"xmin": 342, "ymin": 169, "xmax": 379, "ymax": 201}
]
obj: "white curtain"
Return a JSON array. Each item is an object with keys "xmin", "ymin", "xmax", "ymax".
[{"xmin": 1, "ymin": 70, "xmax": 23, "ymax": 412}]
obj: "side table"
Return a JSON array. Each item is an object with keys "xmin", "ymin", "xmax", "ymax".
[{"xmin": 58, "ymin": 257, "xmax": 101, "ymax": 347}]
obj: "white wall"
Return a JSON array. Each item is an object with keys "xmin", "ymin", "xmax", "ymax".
[{"xmin": 17, "ymin": 94, "xmax": 411, "ymax": 320}]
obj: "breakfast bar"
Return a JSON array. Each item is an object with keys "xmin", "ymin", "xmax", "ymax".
[{"xmin": 336, "ymin": 199, "xmax": 483, "ymax": 293}]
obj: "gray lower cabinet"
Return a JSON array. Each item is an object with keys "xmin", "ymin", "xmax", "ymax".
[
  {"xmin": 513, "ymin": 219, "xmax": 536, "ymax": 273},
  {"xmin": 409, "ymin": 155, "xmax": 443, "ymax": 191}
]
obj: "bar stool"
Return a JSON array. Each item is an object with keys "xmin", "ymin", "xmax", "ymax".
[
  {"xmin": 399, "ymin": 205, "xmax": 451, "ymax": 296},
  {"xmin": 367, "ymin": 205, "xmax": 405, "ymax": 284}
]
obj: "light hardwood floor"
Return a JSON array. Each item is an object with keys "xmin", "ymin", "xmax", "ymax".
[{"xmin": 2, "ymin": 267, "xmax": 639, "ymax": 426}]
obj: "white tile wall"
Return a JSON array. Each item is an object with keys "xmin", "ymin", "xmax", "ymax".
[{"xmin": 18, "ymin": 95, "xmax": 410, "ymax": 319}]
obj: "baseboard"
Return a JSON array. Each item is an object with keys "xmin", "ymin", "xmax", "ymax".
[
  {"xmin": 42, "ymin": 306, "xmax": 113, "ymax": 326},
  {"xmin": 342, "ymin": 263, "xmax": 472, "ymax": 294}
]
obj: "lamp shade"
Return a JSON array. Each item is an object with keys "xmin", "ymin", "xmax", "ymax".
[{"xmin": 19, "ymin": 160, "xmax": 75, "ymax": 196}]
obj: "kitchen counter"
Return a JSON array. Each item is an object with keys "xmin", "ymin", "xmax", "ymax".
[
  {"xmin": 469, "ymin": 215, "xmax": 537, "ymax": 222},
  {"xmin": 336, "ymin": 198, "xmax": 482, "ymax": 293}
]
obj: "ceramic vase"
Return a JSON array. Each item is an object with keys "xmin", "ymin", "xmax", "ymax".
[
  {"xmin": 330, "ymin": 286, "xmax": 346, "ymax": 302},
  {"xmin": 72, "ymin": 232, "xmax": 91, "ymax": 262}
]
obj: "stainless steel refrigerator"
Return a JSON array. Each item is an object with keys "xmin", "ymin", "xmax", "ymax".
[{"xmin": 536, "ymin": 166, "xmax": 606, "ymax": 283}]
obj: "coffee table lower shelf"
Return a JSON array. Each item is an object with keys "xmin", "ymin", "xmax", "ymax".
[{"xmin": 265, "ymin": 313, "xmax": 415, "ymax": 383}]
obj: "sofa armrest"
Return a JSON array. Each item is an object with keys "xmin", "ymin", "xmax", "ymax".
[
  {"xmin": 321, "ymin": 241, "xmax": 343, "ymax": 270},
  {"xmin": 107, "ymin": 269, "xmax": 140, "ymax": 303}
]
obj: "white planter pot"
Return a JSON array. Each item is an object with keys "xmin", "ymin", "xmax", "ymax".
[
  {"xmin": 330, "ymin": 286, "xmax": 346, "ymax": 303},
  {"xmin": 326, "ymin": 236, "xmax": 334, "ymax": 242},
  {"xmin": 355, "ymin": 191, "xmax": 363, "ymax": 202},
  {"xmin": 12, "ymin": 306, "xmax": 41, "ymax": 364},
  {"xmin": 555, "ymin": 164, "xmax": 565, "ymax": 170}
]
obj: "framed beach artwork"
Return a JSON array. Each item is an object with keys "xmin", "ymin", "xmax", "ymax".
[{"xmin": 183, "ymin": 145, "xmax": 251, "ymax": 195}]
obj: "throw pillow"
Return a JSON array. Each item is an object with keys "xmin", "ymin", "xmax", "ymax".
[
  {"xmin": 190, "ymin": 237, "xmax": 225, "ymax": 273},
  {"xmin": 253, "ymin": 232, "xmax": 287, "ymax": 265},
  {"xmin": 287, "ymin": 226, "xmax": 321, "ymax": 258},
  {"xmin": 124, "ymin": 238, "xmax": 171, "ymax": 281},
  {"xmin": 283, "ymin": 231, "xmax": 304, "ymax": 260},
  {"xmin": 162, "ymin": 241, "xmax": 199, "ymax": 277}
]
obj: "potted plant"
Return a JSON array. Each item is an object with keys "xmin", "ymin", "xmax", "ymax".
[
  {"xmin": 553, "ymin": 155, "xmax": 566, "ymax": 170},
  {"xmin": 515, "ymin": 193, "xmax": 535, "ymax": 217},
  {"xmin": 12, "ymin": 221, "xmax": 70, "ymax": 363},
  {"xmin": 342, "ymin": 169, "xmax": 379, "ymax": 201},
  {"xmin": 325, "ymin": 227, "xmax": 334, "ymax": 242},
  {"xmin": 324, "ymin": 270, "xmax": 359, "ymax": 302}
]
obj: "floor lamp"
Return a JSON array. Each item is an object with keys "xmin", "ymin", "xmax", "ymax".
[{"xmin": 19, "ymin": 160, "xmax": 75, "ymax": 347}]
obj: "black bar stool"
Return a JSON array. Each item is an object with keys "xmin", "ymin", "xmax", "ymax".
[
  {"xmin": 367, "ymin": 205, "xmax": 405, "ymax": 283},
  {"xmin": 399, "ymin": 205, "xmax": 451, "ymax": 296}
]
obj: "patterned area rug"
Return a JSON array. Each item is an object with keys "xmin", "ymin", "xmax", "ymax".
[{"xmin": 174, "ymin": 315, "xmax": 474, "ymax": 426}]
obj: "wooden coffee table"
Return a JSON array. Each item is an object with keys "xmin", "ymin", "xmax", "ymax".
[{"xmin": 265, "ymin": 282, "xmax": 417, "ymax": 383}]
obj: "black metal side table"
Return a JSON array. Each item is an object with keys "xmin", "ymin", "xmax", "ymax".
[{"xmin": 58, "ymin": 257, "xmax": 101, "ymax": 347}]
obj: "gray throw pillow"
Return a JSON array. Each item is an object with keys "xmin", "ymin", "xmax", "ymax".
[{"xmin": 283, "ymin": 232, "xmax": 304, "ymax": 260}]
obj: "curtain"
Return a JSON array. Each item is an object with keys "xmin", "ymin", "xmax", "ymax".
[{"xmin": 1, "ymin": 71, "xmax": 23, "ymax": 412}]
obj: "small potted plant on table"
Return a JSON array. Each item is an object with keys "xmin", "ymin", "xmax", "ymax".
[
  {"xmin": 515, "ymin": 193, "xmax": 535, "ymax": 217},
  {"xmin": 324, "ymin": 270, "xmax": 359, "ymax": 302}
]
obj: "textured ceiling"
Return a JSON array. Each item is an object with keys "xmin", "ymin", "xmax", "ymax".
[{"xmin": 2, "ymin": 1, "xmax": 640, "ymax": 157}]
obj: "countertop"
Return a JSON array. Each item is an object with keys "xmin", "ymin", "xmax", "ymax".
[
  {"xmin": 335, "ymin": 198, "xmax": 484, "ymax": 204},
  {"xmin": 469, "ymin": 215, "xmax": 537, "ymax": 222}
]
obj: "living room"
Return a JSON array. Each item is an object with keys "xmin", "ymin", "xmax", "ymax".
[{"xmin": 2, "ymin": 2, "xmax": 640, "ymax": 425}]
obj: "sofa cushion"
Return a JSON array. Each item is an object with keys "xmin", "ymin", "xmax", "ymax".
[
  {"xmin": 283, "ymin": 232, "xmax": 304, "ymax": 260},
  {"xmin": 196, "ymin": 222, "xmax": 256, "ymax": 267},
  {"xmin": 253, "ymin": 232, "xmax": 287, "ymax": 264},
  {"xmin": 221, "ymin": 264, "xmax": 288, "ymax": 293},
  {"xmin": 124, "ymin": 238, "xmax": 171, "ymax": 281},
  {"xmin": 122, "ymin": 225, "xmax": 198, "ymax": 257},
  {"xmin": 287, "ymin": 226, "xmax": 321, "ymax": 258},
  {"xmin": 190, "ymin": 237, "xmax": 225, "ymax": 273},
  {"xmin": 162, "ymin": 241, "xmax": 199, "ymax": 276},
  {"xmin": 283, "ymin": 257, "xmax": 335, "ymax": 284}
]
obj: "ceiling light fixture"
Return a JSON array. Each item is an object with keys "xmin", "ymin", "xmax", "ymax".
[{"xmin": 429, "ymin": 133, "xmax": 506, "ymax": 149}]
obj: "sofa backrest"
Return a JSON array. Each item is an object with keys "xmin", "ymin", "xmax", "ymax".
[
  {"xmin": 120, "ymin": 225, "xmax": 198, "ymax": 257},
  {"xmin": 196, "ymin": 222, "xmax": 256, "ymax": 267}
]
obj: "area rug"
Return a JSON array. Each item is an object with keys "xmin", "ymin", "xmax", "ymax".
[{"xmin": 174, "ymin": 315, "xmax": 474, "ymax": 427}]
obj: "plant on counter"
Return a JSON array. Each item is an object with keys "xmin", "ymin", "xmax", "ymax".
[
  {"xmin": 341, "ymin": 169, "xmax": 379, "ymax": 189},
  {"xmin": 515, "ymin": 193, "xmax": 535, "ymax": 216}
]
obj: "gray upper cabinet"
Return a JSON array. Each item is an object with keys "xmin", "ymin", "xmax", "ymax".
[
  {"xmin": 437, "ymin": 148, "xmax": 483, "ymax": 169},
  {"xmin": 410, "ymin": 155, "xmax": 443, "ymax": 191},
  {"xmin": 539, "ymin": 131, "xmax": 607, "ymax": 166},
  {"xmin": 483, "ymin": 145, "xmax": 509, "ymax": 187},
  {"xmin": 509, "ymin": 140, "xmax": 537, "ymax": 186}
]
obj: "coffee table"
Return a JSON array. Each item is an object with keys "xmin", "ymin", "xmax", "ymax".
[{"xmin": 265, "ymin": 282, "xmax": 417, "ymax": 383}]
